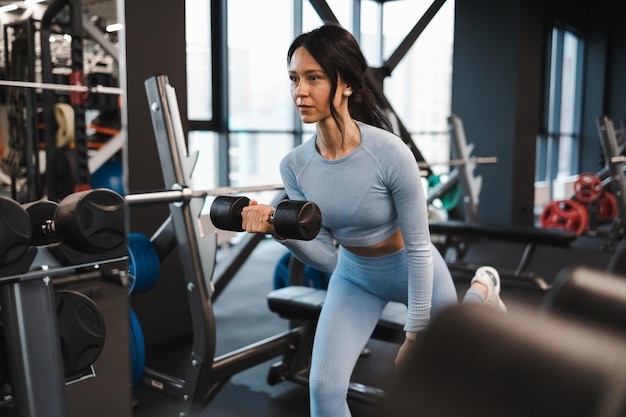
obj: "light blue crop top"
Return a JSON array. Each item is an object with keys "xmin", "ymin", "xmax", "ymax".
[{"xmin": 277, "ymin": 121, "xmax": 434, "ymax": 332}]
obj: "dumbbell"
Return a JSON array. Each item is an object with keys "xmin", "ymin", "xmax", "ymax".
[
  {"xmin": 209, "ymin": 196, "xmax": 322, "ymax": 241},
  {"xmin": 0, "ymin": 196, "xmax": 32, "ymax": 266},
  {"xmin": 21, "ymin": 199, "xmax": 60, "ymax": 246},
  {"xmin": 24, "ymin": 189, "xmax": 126, "ymax": 252}
]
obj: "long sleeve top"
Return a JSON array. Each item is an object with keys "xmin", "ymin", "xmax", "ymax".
[{"xmin": 276, "ymin": 121, "xmax": 434, "ymax": 332}]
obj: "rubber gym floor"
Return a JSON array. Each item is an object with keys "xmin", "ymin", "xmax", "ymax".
[{"xmin": 132, "ymin": 232, "xmax": 614, "ymax": 417}]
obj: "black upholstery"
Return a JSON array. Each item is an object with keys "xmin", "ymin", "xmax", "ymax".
[
  {"xmin": 267, "ymin": 286, "xmax": 406, "ymax": 343},
  {"xmin": 429, "ymin": 220, "xmax": 577, "ymax": 246}
]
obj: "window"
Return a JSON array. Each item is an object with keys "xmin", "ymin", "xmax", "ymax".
[
  {"xmin": 184, "ymin": 0, "xmax": 455, "ymax": 189},
  {"xmin": 381, "ymin": 0, "xmax": 455, "ymax": 175},
  {"xmin": 185, "ymin": 0, "xmax": 212, "ymax": 121},
  {"xmin": 536, "ymin": 26, "xmax": 584, "ymax": 204}
]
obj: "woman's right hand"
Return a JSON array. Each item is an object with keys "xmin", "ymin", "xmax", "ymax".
[{"xmin": 241, "ymin": 200, "xmax": 276, "ymax": 234}]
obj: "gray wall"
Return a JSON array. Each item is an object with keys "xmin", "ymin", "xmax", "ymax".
[
  {"xmin": 452, "ymin": 0, "xmax": 544, "ymax": 225},
  {"xmin": 452, "ymin": 0, "xmax": 625, "ymax": 225}
]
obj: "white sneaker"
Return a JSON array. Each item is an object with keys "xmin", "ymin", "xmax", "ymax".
[{"xmin": 471, "ymin": 266, "xmax": 507, "ymax": 312}]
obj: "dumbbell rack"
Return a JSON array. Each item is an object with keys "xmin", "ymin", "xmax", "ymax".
[{"xmin": 0, "ymin": 242, "xmax": 127, "ymax": 417}]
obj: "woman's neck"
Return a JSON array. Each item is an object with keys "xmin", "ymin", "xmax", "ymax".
[{"xmin": 316, "ymin": 119, "xmax": 361, "ymax": 160}]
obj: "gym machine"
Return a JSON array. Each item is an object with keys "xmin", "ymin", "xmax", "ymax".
[
  {"xmin": 425, "ymin": 114, "xmax": 496, "ymax": 222},
  {"xmin": 126, "ymin": 75, "xmax": 324, "ymax": 417},
  {"xmin": 0, "ymin": 0, "xmax": 122, "ymax": 203},
  {"xmin": 128, "ymin": 75, "xmax": 409, "ymax": 416}
]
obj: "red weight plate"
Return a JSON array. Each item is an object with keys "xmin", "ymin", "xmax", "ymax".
[
  {"xmin": 597, "ymin": 191, "xmax": 618, "ymax": 221},
  {"xmin": 540, "ymin": 199, "xmax": 589, "ymax": 236},
  {"xmin": 573, "ymin": 172, "xmax": 603, "ymax": 203}
]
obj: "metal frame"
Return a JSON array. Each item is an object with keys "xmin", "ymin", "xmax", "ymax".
[
  {"xmin": 3, "ymin": 19, "xmax": 40, "ymax": 201},
  {"xmin": 595, "ymin": 116, "xmax": 626, "ymax": 252},
  {"xmin": 0, "ymin": 246, "xmax": 127, "ymax": 417},
  {"xmin": 141, "ymin": 75, "xmax": 304, "ymax": 416}
]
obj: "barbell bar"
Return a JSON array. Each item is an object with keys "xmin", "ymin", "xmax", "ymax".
[
  {"xmin": 124, "ymin": 183, "xmax": 285, "ymax": 206},
  {"xmin": 0, "ymin": 79, "xmax": 122, "ymax": 95},
  {"xmin": 417, "ymin": 156, "xmax": 497, "ymax": 169}
]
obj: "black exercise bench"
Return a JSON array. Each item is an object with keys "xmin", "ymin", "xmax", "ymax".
[
  {"xmin": 267, "ymin": 284, "xmax": 406, "ymax": 343},
  {"xmin": 429, "ymin": 220, "xmax": 577, "ymax": 291}
]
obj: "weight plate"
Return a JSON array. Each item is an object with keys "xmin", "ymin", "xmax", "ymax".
[
  {"xmin": 427, "ymin": 174, "xmax": 462, "ymax": 210},
  {"xmin": 129, "ymin": 307, "xmax": 145, "ymax": 386},
  {"xmin": 128, "ymin": 233, "xmax": 160, "ymax": 295},
  {"xmin": 573, "ymin": 172, "xmax": 603, "ymax": 203},
  {"xmin": 56, "ymin": 290, "xmax": 106, "ymax": 377},
  {"xmin": 597, "ymin": 191, "xmax": 618, "ymax": 221},
  {"xmin": 540, "ymin": 199, "xmax": 589, "ymax": 236}
]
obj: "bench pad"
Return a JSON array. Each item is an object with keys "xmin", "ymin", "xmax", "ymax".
[
  {"xmin": 267, "ymin": 286, "xmax": 406, "ymax": 342},
  {"xmin": 429, "ymin": 220, "xmax": 576, "ymax": 246}
]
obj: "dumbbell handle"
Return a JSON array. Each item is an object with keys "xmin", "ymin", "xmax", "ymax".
[{"xmin": 42, "ymin": 219, "xmax": 56, "ymax": 236}]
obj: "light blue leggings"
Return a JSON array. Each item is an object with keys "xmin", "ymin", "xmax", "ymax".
[{"xmin": 309, "ymin": 243, "xmax": 484, "ymax": 416}]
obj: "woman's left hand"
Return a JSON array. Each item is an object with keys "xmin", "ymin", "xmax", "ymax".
[{"xmin": 395, "ymin": 337, "xmax": 415, "ymax": 369}]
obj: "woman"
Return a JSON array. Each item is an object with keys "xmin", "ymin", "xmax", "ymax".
[{"xmin": 242, "ymin": 23, "xmax": 506, "ymax": 417}]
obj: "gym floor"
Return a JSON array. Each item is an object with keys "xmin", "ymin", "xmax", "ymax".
[{"xmin": 132, "ymin": 232, "xmax": 614, "ymax": 417}]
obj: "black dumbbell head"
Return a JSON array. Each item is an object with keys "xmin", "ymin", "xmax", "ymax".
[
  {"xmin": 0, "ymin": 197, "xmax": 31, "ymax": 265},
  {"xmin": 55, "ymin": 188, "xmax": 126, "ymax": 253},
  {"xmin": 274, "ymin": 200, "xmax": 322, "ymax": 240},
  {"xmin": 22, "ymin": 200, "xmax": 60, "ymax": 246},
  {"xmin": 210, "ymin": 195, "xmax": 250, "ymax": 232}
]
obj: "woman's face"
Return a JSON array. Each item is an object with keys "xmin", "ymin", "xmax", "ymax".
[{"xmin": 288, "ymin": 46, "xmax": 349, "ymax": 125}]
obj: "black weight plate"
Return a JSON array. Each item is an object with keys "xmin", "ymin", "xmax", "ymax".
[{"xmin": 56, "ymin": 290, "xmax": 106, "ymax": 377}]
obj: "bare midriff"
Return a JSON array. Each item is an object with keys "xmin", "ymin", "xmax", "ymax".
[{"xmin": 343, "ymin": 229, "xmax": 404, "ymax": 257}]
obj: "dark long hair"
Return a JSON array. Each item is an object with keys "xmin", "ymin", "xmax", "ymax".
[{"xmin": 287, "ymin": 24, "xmax": 392, "ymax": 140}]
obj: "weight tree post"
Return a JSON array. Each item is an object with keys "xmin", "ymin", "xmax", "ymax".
[{"xmin": 0, "ymin": 276, "xmax": 68, "ymax": 417}]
